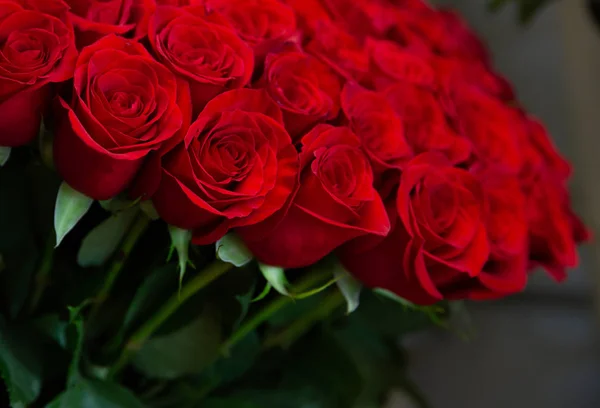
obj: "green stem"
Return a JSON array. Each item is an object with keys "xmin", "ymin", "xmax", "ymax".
[
  {"xmin": 220, "ymin": 266, "xmax": 334, "ymax": 354},
  {"xmin": 27, "ymin": 234, "xmax": 56, "ymax": 314},
  {"xmin": 262, "ymin": 289, "xmax": 344, "ymax": 349},
  {"xmin": 109, "ymin": 260, "xmax": 233, "ymax": 378},
  {"xmin": 88, "ymin": 212, "xmax": 151, "ymax": 324},
  {"xmin": 182, "ymin": 267, "xmax": 338, "ymax": 405}
]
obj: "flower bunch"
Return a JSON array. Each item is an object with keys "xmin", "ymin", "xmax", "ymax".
[{"xmin": 0, "ymin": 0, "xmax": 586, "ymax": 308}]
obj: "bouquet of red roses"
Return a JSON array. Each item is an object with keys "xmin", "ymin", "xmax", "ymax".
[{"xmin": 0, "ymin": 0, "xmax": 587, "ymax": 407}]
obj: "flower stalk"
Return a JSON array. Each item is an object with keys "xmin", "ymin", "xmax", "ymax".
[
  {"xmin": 220, "ymin": 265, "xmax": 335, "ymax": 354},
  {"xmin": 88, "ymin": 212, "xmax": 151, "ymax": 325},
  {"xmin": 27, "ymin": 234, "xmax": 56, "ymax": 314},
  {"xmin": 109, "ymin": 259, "xmax": 233, "ymax": 377}
]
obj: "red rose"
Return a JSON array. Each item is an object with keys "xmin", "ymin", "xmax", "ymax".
[
  {"xmin": 241, "ymin": 124, "xmax": 390, "ymax": 268},
  {"xmin": 519, "ymin": 119, "xmax": 589, "ymax": 280},
  {"xmin": 521, "ymin": 118, "xmax": 571, "ymax": 182},
  {"xmin": 408, "ymin": 8, "xmax": 489, "ymax": 63},
  {"xmin": 449, "ymin": 86, "xmax": 525, "ymax": 174},
  {"xmin": 156, "ymin": 0, "xmax": 200, "ymax": 5},
  {"xmin": 383, "ymin": 81, "xmax": 471, "ymax": 164},
  {"xmin": 341, "ymin": 153, "xmax": 489, "ymax": 305},
  {"xmin": 54, "ymin": 35, "xmax": 187, "ymax": 200},
  {"xmin": 65, "ymin": 0, "xmax": 154, "ymax": 48},
  {"xmin": 143, "ymin": 88, "xmax": 299, "ymax": 244},
  {"xmin": 148, "ymin": 5, "xmax": 254, "ymax": 115},
  {"xmin": 0, "ymin": 0, "xmax": 76, "ymax": 147},
  {"xmin": 444, "ymin": 166, "xmax": 528, "ymax": 300},
  {"xmin": 523, "ymin": 172, "xmax": 586, "ymax": 281},
  {"xmin": 435, "ymin": 57, "xmax": 515, "ymax": 103},
  {"xmin": 305, "ymin": 20, "xmax": 369, "ymax": 82},
  {"xmin": 318, "ymin": 0, "xmax": 396, "ymax": 39},
  {"xmin": 204, "ymin": 0, "xmax": 296, "ymax": 60},
  {"xmin": 259, "ymin": 50, "xmax": 341, "ymax": 139},
  {"xmin": 340, "ymin": 83, "xmax": 412, "ymax": 188},
  {"xmin": 282, "ymin": 0, "xmax": 331, "ymax": 38},
  {"xmin": 366, "ymin": 37, "xmax": 436, "ymax": 91}
]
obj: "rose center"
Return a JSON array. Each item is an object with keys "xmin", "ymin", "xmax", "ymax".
[
  {"xmin": 108, "ymin": 91, "xmax": 142, "ymax": 117},
  {"xmin": 316, "ymin": 145, "xmax": 372, "ymax": 206},
  {"xmin": 426, "ymin": 181, "xmax": 458, "ymax": 231},
  {"xmin": 167, "ymin": 25, "xmax": 232, "ymax": 77},
  {"xmin": 203, "ymin": 134, "xmax": 252, "ymax": 183},
  {"xmin": 3, "ymin": 33, "xmax": 45, "ymax": 67}
]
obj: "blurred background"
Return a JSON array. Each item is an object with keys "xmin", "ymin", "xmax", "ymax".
[{"xmin": 390, "ymin": 1, "xmax": 600, "ymax": 407}]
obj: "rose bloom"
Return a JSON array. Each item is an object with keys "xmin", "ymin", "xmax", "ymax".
[
  {"xmin": 156, "ymin": 0, "xmax": 202, "ymax": 5},
  {"xmin": 382, "ymin": 81, "xmax": 471, "ymax": 165},
  {"xmin": 64, "ymin": 0, "xmax": 154, "ymax": 48},
  {"xmin": 340, "ymin": 153, "xmax": 490, "ymax": 305},
  {"xmin": 242, "ymin": 124, "xmax": 390, "ymax": 268},
  {"xmin": 259, "ymin": 49, "xmax": 341, "ymax": 140},
  {"xmin": 340, "ymin": 83, "xmax": 412, "ymax": 191},
  {"xmin": 448, "ymin": 86, "xmax": 525, "ymax": 174},
  {"xmin": 282, "ymin": 0, "xmax": 331, "ymax": 38},
  {"xmin": 317, "ymin": 0, "xmax": 397, "ymax": 40},
  {"xmin": 519, "ymin": 118, "xmax": 589, "ymax": 280},
  {"xmin": 148, "ymin": 5, "xmax": 254, "ymax": 115},
  {"xmin": 54, "ymin": 35, "xmax": 187, "ymax": 200},
  {"xmin": 0, "ymin": 0, "xmax": 76, "ymax": 147},
  {"xmin": 138, "ymin": 88, "xmax": 299, "ymax": 245},
  {"xmin": 366, "ymin": 38, "xmax": 436, "ymax": 90},
  {"xmin": 204, "ymin": 0, "xmax": 297, "ymax": 60},
  {"xmin": 441, "ymin": 165, "xmax": 529, "ymax": 300},
  {"xmin": 305, "ymin": 20, "xmax": 370, "ymax": 82}
]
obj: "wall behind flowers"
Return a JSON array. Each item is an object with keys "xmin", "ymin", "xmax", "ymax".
[{"xmin": 394, "ymin": 1, "xmax": 600, "ymax": 407}]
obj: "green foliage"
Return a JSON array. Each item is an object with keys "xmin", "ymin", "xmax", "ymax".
[
  {"xmin": 47, "ymin": 379, "xmax": 144, "ymax": 408},
  {"xmin": 0, "ymin": 317, "xmax": 43, "ymax": 407},
  {"xmin": 122, "ymin": 264, "xmax": 179, "ymax": 334},
  {"xmin": 132, "ymin": 309, "xmax": 223, "ymax": 379},
  {"xmin": 0, "ymin": 159, "xmax": 39, "ymax": 318}
]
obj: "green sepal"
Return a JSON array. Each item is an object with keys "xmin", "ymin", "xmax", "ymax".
[
  {"xmin": 168, "ymin": 225, "xmax": 193, "ymax": 289},
  {"xmin": 216, "ymin": 233, "xmax": 253, "ymax": 267},
  {"xmin": 0, "ymin": 146, "xmax": 10, "ymax": 166},
  {"xmin": 54, "ymin": 182, "xmax": 93, "ymax": 247},
  {"xmin": 77, "ymin": 208, "xmax": 138, "ymax": 267}
]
